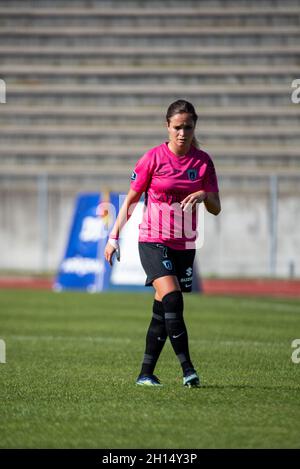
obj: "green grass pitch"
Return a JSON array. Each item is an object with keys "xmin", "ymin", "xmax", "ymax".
[{"xmin": 0, "ymin": 289, "xmax": 299, "ymax": 448}]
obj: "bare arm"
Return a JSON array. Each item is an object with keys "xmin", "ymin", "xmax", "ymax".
[
  {"xmin": 180, "ymin": 190, "xmax": 221, "ymax": 216},
  {"xmin": 104, "ymin": 188, "xmax": 143, "ymax": 266},
  {"xmin": 204, "ymin": 192, "xmax": 221, "ymax": 216}
]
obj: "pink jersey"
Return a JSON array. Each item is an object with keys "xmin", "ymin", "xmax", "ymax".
[{"xmin": 130, "ymin": 142, "xmax": 219, "ymax": 250}]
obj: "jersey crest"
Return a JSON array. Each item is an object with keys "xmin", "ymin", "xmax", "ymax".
[
  {"xmin": 187, "ymin": 169, "xmax": 197, "ymax": 181},
  {"xmin": 162, "ymin": 260, "xmax": 173, "ymax": 271}
]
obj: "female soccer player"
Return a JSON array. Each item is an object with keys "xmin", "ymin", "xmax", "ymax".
[{"xmin": 104, "ymin": 100, "xmax": 221, "ymax": 387}]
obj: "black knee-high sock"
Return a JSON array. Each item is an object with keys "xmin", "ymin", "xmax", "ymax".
[
  {"xmin": 162, "ymin": 290, "xmax": 194, "ymax": 375},
  {"xmin": 140, "ymin": 299, "xmax": 167, "ymax": 376}
]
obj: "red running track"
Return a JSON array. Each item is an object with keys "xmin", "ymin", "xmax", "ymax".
[
  {"xmin": 202, "ymin": 278, "xmax": 300, "ymax": 298},
  {"xmin": 0, "ymin": 276, "xmax": 299, "ymax": 298}
]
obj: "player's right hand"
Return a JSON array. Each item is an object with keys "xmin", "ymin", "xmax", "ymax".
[{"xmin": 104, "ymin": 239, "xmax": 120, "ymax": 266}]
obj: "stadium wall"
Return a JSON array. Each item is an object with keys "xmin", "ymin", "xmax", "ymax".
[{"xmin": 0, "ymin": 174, "xmax": 299, "ymax": 279}]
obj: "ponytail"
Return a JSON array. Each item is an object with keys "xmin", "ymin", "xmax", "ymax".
[{"xmin": 191, "ymin": 136, "xmax": 200, "ymax": 149}]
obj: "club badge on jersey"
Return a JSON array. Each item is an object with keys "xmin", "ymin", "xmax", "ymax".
[
  {"xmin": 187, "ymin": 169, "xmax": 197, "ymax": 181},
  {"xmin": 162, "ymin": 260, "xmax": 173, "ymax": 270}
]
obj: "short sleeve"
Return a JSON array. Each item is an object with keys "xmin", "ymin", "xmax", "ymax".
[
  {"xmin": 130, "ymin": 151, "xmax": 155, "ymax": 193},
  {"xmin": 202, "ymin": 158, "xmax": 219, "ymax": 192}
]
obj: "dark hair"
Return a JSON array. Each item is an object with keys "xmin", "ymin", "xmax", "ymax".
[
  {"xmin": 166, "ymin": 99, "xmax": 198, "ymax": 124},
  {"xmin": 165, "ymin": 99, "xmax": 199, "ymax": 148}
]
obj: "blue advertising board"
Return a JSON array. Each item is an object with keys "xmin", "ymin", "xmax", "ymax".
[{"xmin": 54, "ymin": 192, "xmax": 118, "ymax": 292}]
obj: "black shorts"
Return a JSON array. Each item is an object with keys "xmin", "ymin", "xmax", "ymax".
[{"xmin": 138, "ymin": 242, "xmax": 196, "ymax": 293}]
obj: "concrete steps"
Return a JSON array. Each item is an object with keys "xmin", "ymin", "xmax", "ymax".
[
  {"xmin": 1, "ymin": 163, "xmax": 298, "ymax": 178},
  {"xmin": 1, "ymin": 26, "xmax": 299, "ymax": 48},
  {"xmin": 0, "ymin": 0, "xmax": 299, "ymax": 9},
  {"xmin": 1, "ymin": 45, "xmax": 299, "ymax": 66},
  {"xmin": 1, "ymin": 0, "xmax": 299, "ymax": 174},
  {"xmin": 0, "ymin": 0, "xmax": 299, "ymax": 5},
  {"xmin": 6, "ymin": 83, "xmax": 293, "ymax": 106},
  {"xmin": 1, "ymin": 124, "xmax": 299, "ymax": 147},
  {"xmin": 1, "ymin": 144, "xmax": 299, "ymax": 168},
  {"xmin": 2, "ymin": 64, "xmax": 298, "ymax": 85},
  {"xmin": 2, "ymin": 106, "xmax": 299, "ymax": 126},
  {"xmin": 0, "ymin": 7, "xmax": 299, "ymax": 27}
]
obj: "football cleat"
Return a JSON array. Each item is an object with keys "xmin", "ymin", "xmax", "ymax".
[
  {"xmin": 136, "ymin": 374, "xmax": 163, "ymax": 386},
  {"xmin": 183, "ymin": 371, "xmax": 200, "ymax": 388}
]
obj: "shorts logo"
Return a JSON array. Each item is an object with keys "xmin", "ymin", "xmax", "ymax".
[
  {"xmin": 162, "ymin": 260, "xmax": 173, "ymax": 271},
  {"xmin": 187, "ymin": 169, "xmax": 197, "ymax": 181},
  {"xmin": 131, "ymin": 171, "xmax": 137, "ymax": 181},
  {"xmin": 186, "ymin": 267, "xmax": 193, "ymax": 277}
]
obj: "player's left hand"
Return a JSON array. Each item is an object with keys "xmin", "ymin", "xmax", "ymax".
[{"xmin": 180, "ymin": 191, "xmax": 207, "ymax": 213}]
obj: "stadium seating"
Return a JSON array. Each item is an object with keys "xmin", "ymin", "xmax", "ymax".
[{"xmin": 0, "ymin": 0, "xmax": 300, "ymax": 187}]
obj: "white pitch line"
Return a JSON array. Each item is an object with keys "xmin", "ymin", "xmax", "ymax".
[
  {"xmin": 9, "ymin": 335, "xmax": 132, "ymax": 344},
  {"xmin": 192, "ymin": 338, "xmax": 287, "ymax": 348},
  {"xmin": 237, "ymin": 300, "xmax": 300, "ymax": 313},
  {"xmin": 7, "ymin": 335, "xmax": 287, "ymax": 348},
  {"xmin": 206, "ymin": 297, "xmax": 300, "ymax": 313}
]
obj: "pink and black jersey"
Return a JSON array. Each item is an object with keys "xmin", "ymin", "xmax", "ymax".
[{"xmin": 130, "ymin": 142, "xmax": 219, "ymax": 250}]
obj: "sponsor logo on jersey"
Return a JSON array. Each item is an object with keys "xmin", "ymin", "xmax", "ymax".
[
  {"xmin": 187, "ymin": 169, "xmax": 197, "ymax": 181},
  {"xmin": 186, "ymin": 267, "xmax": 193, "ymax": 277}
]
